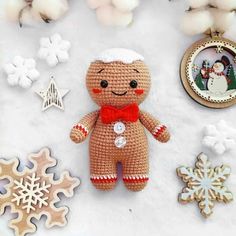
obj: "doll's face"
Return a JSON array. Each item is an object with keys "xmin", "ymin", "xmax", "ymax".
[{"xmin": 86, "ymin": 61, "xmax": 151, "ymax": 107}]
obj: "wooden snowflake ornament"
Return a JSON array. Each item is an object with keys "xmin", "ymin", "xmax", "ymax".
[
  {"xmin": 0, "ymin": 148, "xmax": 80, "ymax": 236},
  {"xmin": 177, "ymin": 153, "xmax": 233, "ymax": 218}
]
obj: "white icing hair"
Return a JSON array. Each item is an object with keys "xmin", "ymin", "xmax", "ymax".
[{"xmin": 94, "ymin": 48, "xmax": 144, "ymax": 64}]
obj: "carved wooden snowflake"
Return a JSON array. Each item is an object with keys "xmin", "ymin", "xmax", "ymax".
[
  {"xmin": 177, "ymin": 153, "xmax": 233, "ymax": 218},
  {"xmin": 0, "ymin": 148, "xmax": 80, "ymax": 236}
]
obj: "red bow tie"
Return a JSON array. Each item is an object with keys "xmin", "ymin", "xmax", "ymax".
[{"xmin": 100, "ymin": 104, "xmax": 139, "ymax": 124}]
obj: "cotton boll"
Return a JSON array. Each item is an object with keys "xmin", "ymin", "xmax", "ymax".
[
  {"xmin": 113, "ymin": 9, "xmax": 133, "ymax": 26},
  {"xmin": 96, "ymin": 5, "xmax": 132, "ymax": 26},
  {"xmin": 187, "ymin": 0, "xmax": 209, "ymax": 8},
  {"xmin": 96, "ymin": 5, "xmax": 115, "ymax": 26},
  {"xmin": 32, "ymin": 0, "xmax": 69, "ymax": 20},
  {"xmin": 87, "ymin": 0, "xmax": 111, "ymax": 9},
  {"xmin": 214, "ymin": 0, "xmax": 236, "ymax": 11},
  {"xmin": 112, "ymin": 0, "xmax": 139, "ymax": 11},
  {"xmin": 180, "ymin": 10, "xmax": 213, "ymax": 35},
  {"xmin": 5, "ymin": 0, "xmax": 26, "ymax": 21},
  {"xmin": 210, "ymin": 8, "xmax": 235, "ymax": 33}
]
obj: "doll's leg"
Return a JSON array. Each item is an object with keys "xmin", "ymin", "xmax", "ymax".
[
  {"xmin": 122, "ymin": 151, "xmax": 149, "ymax": 192},
  {"xmin": 90, "ymin": 147, "xmax": 117, "ymax": 191}
]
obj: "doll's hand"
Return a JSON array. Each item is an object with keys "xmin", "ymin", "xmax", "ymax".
[
  {"xmin": 70, "ymin": 124, "xmax": 88, "ymax": 143},
  {"xmin": 152, "ymin": 125, "xmax": 170, "ymax": 143}
]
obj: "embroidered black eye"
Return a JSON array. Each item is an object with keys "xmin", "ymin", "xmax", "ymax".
[
  {"xmin": 100, "ymin": 80, "xmax": 108, "ymax": 88},
  {"xmin": 130, "ymin": 80, "xmax": 138, "ymax": 88}
]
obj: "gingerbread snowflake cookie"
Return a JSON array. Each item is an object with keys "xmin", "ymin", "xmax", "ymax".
[
  {"xmin": 0, "ymin": 148, "xmax": 80, "ymax": 236},
  {"xmin": 177, "ymin": 153, "xmax": 233, "ymax": 218}
]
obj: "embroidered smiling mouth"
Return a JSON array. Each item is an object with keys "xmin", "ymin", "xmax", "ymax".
[{"xmin": 111, "ymin": 91, "xmax": 127, "ymax": 96}]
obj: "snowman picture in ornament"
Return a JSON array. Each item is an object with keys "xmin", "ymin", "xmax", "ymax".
[
  {"xmin": 201, "ymin": 56, "xmax": 230, "ymax": 94},
  {"xmin": 181, "ymin": 37, "xmax": 236, "ymax": 108}
]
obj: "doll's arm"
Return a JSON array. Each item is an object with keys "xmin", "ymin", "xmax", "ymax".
[
  {"xmin": 70, "ymin": 110, "xmax": 99, "ymax": 143},
  {"xmin": 139, "ymin": 110, "xmax": 170, "ymax": 143}
]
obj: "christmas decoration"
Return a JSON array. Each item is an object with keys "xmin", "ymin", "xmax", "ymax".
[
  {"xmin": 5, "ymin": 0, "xmax": 69, "ymax": 27},
  {"xmin": 4, "ymin": 56, "xmax": 40, "ymax": 89},
  {"xmin": 202, "ymin": 120, "xmax": 236, "ymax": 155},
  {"xmin": 180, "ymin": 1, "xmax": 236, "ymax": 108},
  {"xmin": 86, "ymin": 0, "xmax": 139, "ymax": 26},
  {"xmin": 70, "ymin": 48, "xmax": 170, "ymax": 191},
  {"xmin": 0, "ymin": 148, "xmax": 80, "ymax": 236},
  {"xmin": 181, "ymin": 0, "xmax": 236, "ymax": 35},
  {"xmin": 177, "ymin": 153, "xmax": 233, "ymax": 218},
  {"xmin": 38, "ymin": 33, "xmax": 71, "ymax": 67},
  {"xmin": 36, "ymin": 78, "xmax": 69, "ymax": 111}
]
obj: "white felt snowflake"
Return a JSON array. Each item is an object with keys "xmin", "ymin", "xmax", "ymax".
[
  {"xmin": 177, "ymin": 153, "xmax": 233, "ymax": 218},
  {"xmin": 4, "ymin": 56, "xmax": 40, "ymax": 88},
  {"xmin": 0, "ymin": 148, "xmax": 80, "ymax": 236},
  {"xmin": 38, "ymin": 33, "xmax": 71, "ymax": 67},
  {"xmin": 202, "ymin": 120, "xmax": 236, "ymax": 155}
]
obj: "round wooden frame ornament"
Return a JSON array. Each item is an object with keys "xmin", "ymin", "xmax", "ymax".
[{"xmin": 180, "ymin": 35, "xmax": 236, "ymax": 108}]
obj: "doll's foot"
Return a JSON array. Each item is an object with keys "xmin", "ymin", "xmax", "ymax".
[
  {"xmin": 90, "ymin": 174, "xmax": 117, "ymax": 191},
  {"xmin": 123, "ymin": 174, "xmax": 149, "ymax": 191}
]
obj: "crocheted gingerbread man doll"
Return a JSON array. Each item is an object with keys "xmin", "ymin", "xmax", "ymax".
[{"xmin": 70, "ymin": 48, "xmax": 170, "ymax": 191}]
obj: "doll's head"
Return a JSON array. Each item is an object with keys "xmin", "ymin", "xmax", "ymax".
[{"xmin": 86, "ymin": 48, "xmax": 151, "ymax": 107}]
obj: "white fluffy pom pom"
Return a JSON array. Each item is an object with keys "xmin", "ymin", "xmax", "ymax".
[
  {"xmin": 210, "ymin": 9, "xmax": 235, "ymax": 32},
  {"xmin": 214, "ymin": 0, "xmax": 236, "ymax": 11},
  {"xmin": 112, "ymin": 0, "xmax": 139, "ymax": 11},
  {"xmin": 32, "ymin": 0, "xmax": 69, "ymax": 20},
  {"xmin": 181, "ymin": 10, "xmax": 213, "ymax": 35},
  {"xmin": 187, "ymin": 0, "xmax": 209, "ymax": 8},
  {"xmin": 96, "ymin": 5, "xmax": 132, "ymax": 26},
  {"xmin": 5, "ymin": 0, "xmax": 26, "ymax": 21},
  {"xmin": 87, "ymin": 0, "xmax": 111, "ymax": 9}
]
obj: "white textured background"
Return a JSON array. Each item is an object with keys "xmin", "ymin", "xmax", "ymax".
[{"xmin": 1, "ymin": 0, "xmax": 236, "ymax": 236}]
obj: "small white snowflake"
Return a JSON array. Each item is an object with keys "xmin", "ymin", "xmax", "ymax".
[
  {"xmin": 12, "ymin": 173, "xmax": 51, "ymax": 214},
  {"xmin": 202, "ymin": 120, "xmax": 236, "ymax": 155},
  {"xmin": 38, "ymin": 33, "xmax": 71, "ymax": 67},
  {"xmin": 4, "ymin": 56, "xmax": 40, "ymax": 88},
  {"xmin": 215, "ymin": 45, "xmax": 223, "ymax": 54},
  {"xmin": 177, "ymin": 153, "xmax": 233, "ymax": 218}
]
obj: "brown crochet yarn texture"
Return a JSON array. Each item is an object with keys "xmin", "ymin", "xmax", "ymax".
[{"xmin": 70, "ymin": 58, "xmax": 170, "ymax": 191}]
